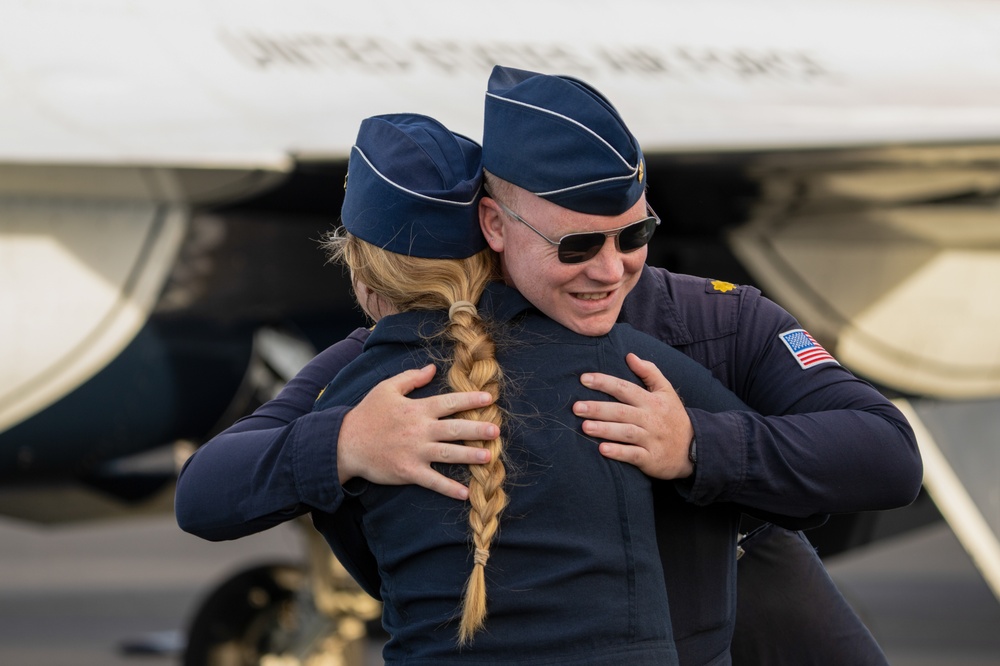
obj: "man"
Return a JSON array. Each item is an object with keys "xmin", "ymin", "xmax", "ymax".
[{"xmin": 177, "ymin": 66, "xmax": 922, "ymax": 664}]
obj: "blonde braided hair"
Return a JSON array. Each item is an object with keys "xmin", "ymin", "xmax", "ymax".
[{"xmin": 322, "ymin": 228, "xmax": 508, "ymax": 644}]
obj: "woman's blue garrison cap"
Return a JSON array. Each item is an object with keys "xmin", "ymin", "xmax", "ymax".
[
  {"xmin": 341, "ymin": 113, "xmax": 487, "ymax": 259},
  {"xmin": 483, "ymin": 65, "xmax": 645, "ymax": 216}
]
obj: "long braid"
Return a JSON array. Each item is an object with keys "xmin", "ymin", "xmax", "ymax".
[
  {"xmin": 322, "ymin": 230, "xmax": 507, "ymax": 644},
  {"xmin": 445, "ymin": 301, "xmax": 507, "ymax": 644}
]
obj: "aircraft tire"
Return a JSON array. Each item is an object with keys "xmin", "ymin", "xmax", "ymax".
[{"xmin": 182, "ymin": 562, "xmax": 305, "ymax": 666}]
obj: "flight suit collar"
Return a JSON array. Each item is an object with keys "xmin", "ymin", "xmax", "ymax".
[
  {"xmin": 363, "ymin": 282, "xmax": 534, "ymax": 350},
  {"xmin": 620, "ymin": 265, "xmax": 693, "ymax": 346}
]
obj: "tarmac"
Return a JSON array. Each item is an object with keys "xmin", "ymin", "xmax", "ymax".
[{"xmin": 0, "ymin": 512, "xmax": 997, "ymax": 665}]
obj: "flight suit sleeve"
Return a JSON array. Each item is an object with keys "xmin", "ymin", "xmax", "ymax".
[
  {"xmin": 686, "ymin": 292, "xmax": 923, "ymax": 517},
  {"xmin": 175, "ymin": 328, "xmax": 368, "ymax": 540}
]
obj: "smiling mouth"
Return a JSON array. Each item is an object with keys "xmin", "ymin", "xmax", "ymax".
[{"xmin": 573, "ymin": 291, "xmax": 611, "ymax": 301}]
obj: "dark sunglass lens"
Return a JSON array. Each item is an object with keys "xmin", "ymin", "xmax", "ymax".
[
  {"xmin": 618, "ymin": 218, "xmax": 657, "ymax": 252},
  {"xmin": 558, "ymin": 233, "xmax": 605, "ymax": 264}
]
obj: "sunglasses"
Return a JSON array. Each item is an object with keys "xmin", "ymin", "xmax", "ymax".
[{"xmin": 493, "ymin": 198, "xmax": 660, "ymax": 264}]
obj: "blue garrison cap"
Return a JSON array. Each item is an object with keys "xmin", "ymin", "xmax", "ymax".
[
  {"xmin": 483, "ymin": 65, "xmax": 646, "ymax": 216},
  {"xmin": 341, "ymin": 113, "xmax": 486, "ymax": 259}
]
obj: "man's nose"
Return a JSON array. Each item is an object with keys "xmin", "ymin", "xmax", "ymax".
[{"xmin": 584, "ymin": 237, "xmax": 625, "ymax": 282}]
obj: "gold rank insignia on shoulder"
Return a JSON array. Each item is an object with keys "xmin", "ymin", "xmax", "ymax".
[
  {"xmin": 711, "ymin": 280, "xmax": 737, "ymax": 293},
  {"xmin": 637, "ymin": 158, "xmax": 644, "ymax": 183}
]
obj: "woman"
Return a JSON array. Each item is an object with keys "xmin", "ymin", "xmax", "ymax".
[{"xmin": 308, "ymin": 112, "xmax": 749, "ymax": 664}]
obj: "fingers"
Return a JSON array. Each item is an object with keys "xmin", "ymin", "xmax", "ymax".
[
  {"xmin": 572, "ymin": 354, "xmax": 694, "ymax": 480},
  {"xmin": 428, "ymin": 442, "xmax": 492, "ymax": 465},
  {"xmin": 625, "ymin": 353, "xmax": 673, "ymax": 393},
  {"xmin": 430, "ymin": 417, "xmax": 500, "ymax": 444},
  {"xmin": 388, "ymin": 363, "xmax": 438, "ymax": 395},
  {"xmin": 579, "ymin": 370, "xmax": 646, "ymax": 406},
  {"xmin": 408, "ymin": 443, "xmax": 493, "ymax": 501},
  {"xmin": 414, "ymin": 468, "xmax": 472, "ymax": 501},
  {"xmin": 578, "ymin": 412, "xmax": 643, "ymax": 444},
  {"xmin": 339, "ymin": 365, "xmax": 497, "ymax": 498},
  {"xmin": 426, "ymin": 389, "xmax": 495, "ymax": 420},
  {"xmin": 573, "ymin": 379, "xmax": 645, "ymax": 442},
  {"xmin": 598, "ymin": 441, "xmax": 648, "ymax": 467},
  {"xmin": 573, "ymin": 391, "xmax": 641, "ymax": 428},
  {"xmin": 386, "ymin": 365, "xmax": 496, "ymax": 419},
  {"xmin": 579, "ymin": 356, "xmax": 675, "ymax": 405}
]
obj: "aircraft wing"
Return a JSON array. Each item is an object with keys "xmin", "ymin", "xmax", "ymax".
[{"xmin": 3, "ymin": 0, "xmax": 1000, "ymax": 165}]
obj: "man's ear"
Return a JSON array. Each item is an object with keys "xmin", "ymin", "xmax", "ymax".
[{"xmin": 479, "ymin": 197, "xmax": 505, "ymax": 253}]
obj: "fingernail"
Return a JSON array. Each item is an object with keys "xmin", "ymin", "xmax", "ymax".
[
  {"xmin": 574, "ymin": 402, "xmax": 588, "ymax": 414},
  {"xmin": 580, "ymin": 374, "xmax": 593, "ymax": 387},
  {"xmin": 476, "ymin": 450, "xmax": 490, "ymax": 462}
]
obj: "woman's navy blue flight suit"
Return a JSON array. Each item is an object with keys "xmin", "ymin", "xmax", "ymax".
[{"xmin": 308, "ymin": 282, "xmax": 748, "ymax": 664}]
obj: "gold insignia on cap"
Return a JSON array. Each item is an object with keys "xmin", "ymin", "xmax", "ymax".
[
  {"xmin": 711, "ymin": 280, "xmax": 736, "ymax": 293},
  {"xmin": 637, "ymin": 159, "xmax": 644, "ymax": 183}
]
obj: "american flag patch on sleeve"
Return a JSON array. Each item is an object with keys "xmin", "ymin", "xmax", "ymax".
[{"xmin": 778, "ymin": 329, "xmax": 839, "ymax": 369}]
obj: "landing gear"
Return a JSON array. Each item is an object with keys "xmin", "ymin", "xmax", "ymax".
[
  {"xmin": 183, "ymin": 563, "xmax": 305, "ymax": 666},
  {"xmin": 183, "ymin": 525, "xmax": 382, "ymax": 666}
]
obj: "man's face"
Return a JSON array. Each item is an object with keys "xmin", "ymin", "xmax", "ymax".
[{"xmin": 481, "ymin": 187, "xmax": 648, "ymax": 337}]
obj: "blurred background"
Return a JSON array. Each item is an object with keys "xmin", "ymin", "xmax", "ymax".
[{"xmin": 1, "ymin": 1, "xmax": 998, "ymax": 663}]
